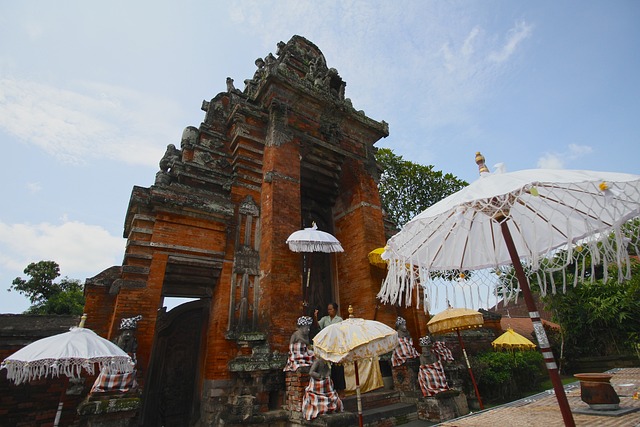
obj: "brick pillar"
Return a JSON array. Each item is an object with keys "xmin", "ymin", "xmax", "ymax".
[
  {"xmin": 391, "ymin": 358, "xmax": 421, "ymax": 393},
  {"xmin": 285, "ymin": 370, "xmax": 310, "ymax": 412},
  {"xmin": 259, "ymin": 100, "xmax": 303, "ymax": 351}
]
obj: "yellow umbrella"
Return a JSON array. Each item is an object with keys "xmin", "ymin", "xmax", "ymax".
[
  {"xmin": 492, "ymin": 327, "xmax": 536, "ymax": 351},
  {"xmin": 427, "ymin": 307, "xmax": 484, "ymax": 410},
  {"xmin": 427, "ymin": 307, "xmax": 484, "ymax": 334},
  {"xmin": 367, "ymin": 247, "xmax": 387, "ymax": 268}
]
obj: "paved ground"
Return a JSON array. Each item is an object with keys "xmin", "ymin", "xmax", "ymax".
[{"xmin": 433, "ymin": 367, "xmax": 640, "ymax": 427}]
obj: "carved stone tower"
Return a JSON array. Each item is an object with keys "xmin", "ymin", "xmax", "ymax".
[{"xmin": 83, "ymin": 35, "xmax": 426, "ymax": 425}]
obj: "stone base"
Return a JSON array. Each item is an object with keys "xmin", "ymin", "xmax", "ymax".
[
  {"xmin": 391, "ymin": 359, "xmax": 420, "ymax": 392},
  {"xmin": 76, "ymin": 396, "xmax": 140, "ymax": 427},
  {"xmin": 416, "ymin": 390, "xmax": 469, "ymax": 423},
  {"xmin": 573, "ymin": 406, "xmax": 639, "ymax": 417}
]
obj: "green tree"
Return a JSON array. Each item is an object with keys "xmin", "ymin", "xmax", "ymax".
[
  {"xmin": 375, "ymin": 148, "xmax": 467, "ymax": 227},
  {"xmin": 9, "ymin": 261, "xmax": 85, "ymax": 315},
  {"xmin": 541, "ymin": 260, "xmax": 640, "ymax": 362}
]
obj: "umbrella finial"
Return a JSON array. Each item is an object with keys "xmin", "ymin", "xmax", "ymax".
[
  {"xmin": 475, "ymin": 152, "xmax": 490, "ymax": 175},
  {"xmin": 78, "ymin": 314, "xmax": 87, "ymax": 328},
  {"xmin": 348, "ymin": 304, "xmax": 354, "ymax": 318}
]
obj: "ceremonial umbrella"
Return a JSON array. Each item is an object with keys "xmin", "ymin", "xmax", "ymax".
[
  {"xmin": 367, "ymin": 247, "xmax": 388, "ymax": 268},
  {"xmin": 427, "ymin": 306, "xmax": 485, "ymax": 409},
  {"xmin": 286, "ymin": 222, "xmax": 344, "ymax": 312},
  {"xmin": 492, "ymin": 327, "xmax": 536, "ymax": 351},
  {"xmin": 380, "ymin": 157, "xmax": 640, "ymax": 427},
  {"xmin": 313, "ymin": 316, "xmax": 398, "ymax": 427},
  {"xmin": 1, "ymin": 315, "xmax": 133, "ymax": 426}
]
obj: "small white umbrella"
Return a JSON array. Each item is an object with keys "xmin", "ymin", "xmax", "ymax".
[
  {"xmin": 313, "ymin": 316, "xmax": 398, "ymax": 427},
  {"xmin": 286, "ymin": 222, "xmax": 344, "ymax": 311},
  {"xmin": 380, "ymin": 159, "xmax": 640, "ymax": 427},
  {"xmin": 1, "ymin": 316, "xmax": 133, "ymax": 426}
]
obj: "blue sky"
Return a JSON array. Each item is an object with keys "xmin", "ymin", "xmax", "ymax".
[{"xmin": 1, "ymin": 1, "xmax": 638, "ymax": 314}]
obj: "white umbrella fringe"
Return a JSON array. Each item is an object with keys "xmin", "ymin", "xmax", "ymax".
[
  {"xmin": 2, "ymin": 356, "xmax": 133, "ymax": 385},
  {"xmin": 378, "ymin": 174, "xmax": 640, "ymax": 310}
]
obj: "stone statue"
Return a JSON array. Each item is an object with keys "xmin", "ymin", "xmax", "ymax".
[
  {"xmin": 226, "ymin": 77, "xmax": 237, "ymax": 93},
  {"xmin": 417, "ymin": 335, "xmax": 450, "ymax": 397},
  {"xmin": 283, "ymin": 316, "xmax": 315, "ymax": 372},
  {"xmin": 115, "ymin": 315, "xmax": 142, "ymax": 363},
  {"xmin": 419, "ymin": 335, "xmax": 437, "ymax": 365},
  {"xmin": 159, "ymin": 144, "xmax": 182, "ymax": 173},
  {"xmin": 391, "ymin": 316, "xmax": 420, "ymax": 367},
  {"xmin": 302, "ymin": 355, "xmax": 343, "ymax": 420}
]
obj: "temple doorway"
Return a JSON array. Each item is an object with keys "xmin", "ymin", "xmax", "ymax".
[{"xmin": 140, "ymin": 299, "xmax": 209, "ymax": 426}]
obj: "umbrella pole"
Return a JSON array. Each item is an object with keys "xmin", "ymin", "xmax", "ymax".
[
  {"xmin": 500, "ymin": 221, "xmax": 576, "ymax": 427},
  {"xmin": 53, "ymin": 376, "xmax": 69, "ymax": 427},
  {"xmin": 456, "ymin": 329, "xmax": 484, "ymax": 410},
  {"xmin": 354, "ymin": 360, "xmax": 364, "ymax": 427}
]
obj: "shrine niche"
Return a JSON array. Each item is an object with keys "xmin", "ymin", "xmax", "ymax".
[{"xmin": 81, "ymin": 35, "xmax": 427, "ymax": 425}]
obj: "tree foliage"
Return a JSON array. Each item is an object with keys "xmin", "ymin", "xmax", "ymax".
[
  {"xmin": 9, "ymin": 261, "xmax": 85, "ymax": 315},
  {"xmin": 541, "ymin": 260, "xmax": 640, "ymax": 362},
  {"xmin": 472, "ymin": 350, "xmax": 546, "ymax": 403},
  {"xmin": 376, "ymin": 148, "xmax": 468, "ymax": 228}
]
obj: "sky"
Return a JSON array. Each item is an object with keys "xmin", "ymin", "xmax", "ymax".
[{"xmin": 1, "ymin": 1, "xmax": 638, "ymax": 314}]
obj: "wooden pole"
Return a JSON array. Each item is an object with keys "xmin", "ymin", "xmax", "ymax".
[
  {"xmin": 354, "ymin": 360, "xmax": 363, "ymax": 427},
  {"xmin": 456, "ymin": 329, "xmax": 484, "ymax": 410},
  {"xmin": 500, "ymin": 220, "xmax": 576, "ymax": 427}
]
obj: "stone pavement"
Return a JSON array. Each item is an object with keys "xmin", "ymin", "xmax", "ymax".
[{"xmin": 436, "ymin": 367, "xmax": 640, "ymax": 427}]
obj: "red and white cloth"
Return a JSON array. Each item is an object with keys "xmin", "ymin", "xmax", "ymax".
[
  {"xmin": 302, "ymin": 377, "xmax": 344, "ymax": 420},
  {"xmin": 418, "ymin": 361, "xmax": 449, "ymax": 397},
  {"xmin": 283, "ymin": 342, "xmax": 315, "ymax": 372},
  {"xmin": 90, "ymin": 370, "xmax": 138, "ymax": 393},
  {"xmin": 431, "ymin": 341, "xmax": 454, "ymax": 362},
  {"xmin": 391, "ymin": 336, "xmax": 420, "ymax": 367}
]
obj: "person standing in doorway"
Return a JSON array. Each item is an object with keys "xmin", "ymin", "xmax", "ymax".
[
  {"xmin": 314, "ymin": 302, "xmax": 346, "ymax": 393},
  {"xmin": 314, "ymin": 302, "xmax": 343, "ymax": 329}
]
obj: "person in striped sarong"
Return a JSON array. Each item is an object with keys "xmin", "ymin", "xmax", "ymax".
[
  {"xmin": 417, "ymin": 335, "xmax": 450, "ymax": 397},
  {"xmin": 391, "ymin": 316, "xmax": 421, "ymax": 367},
  {"xmin": 284, "ymin": 316, "xmax": 315, "ymax": 372},
  {"xmin": 302, "ymin": 357, "xmax": 344, "ymax": 420}
]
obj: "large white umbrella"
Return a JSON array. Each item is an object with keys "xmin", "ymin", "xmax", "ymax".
[
  {"xmin": 1, "ymin": 316, "xmax": 134, "ymax": 426},
  {"xmin": 379, "ymin": 160, "xmax": 640, "ymax": 427},
  {"xmin": 313, "ymin": 316, "xmax": 398, "ymax": 427},
  {"xmin": 286, "ymin": 222, "xmax": 344, "ymax": 312}
]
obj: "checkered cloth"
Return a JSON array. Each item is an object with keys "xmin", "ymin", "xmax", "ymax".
[
  {"xmin": 418, "ymin": 361, "xmax": 450, "ymax": 397},
  {"xmin": 391, "ymin": 336, "xmax": 420, "ymax": 367},
  {"xmin": 283, "ymin": 342, "xmax": 315, "ymax": 372},
  {"xmin": 302, "ymin": 377, "xmax": 344, "ymax": 420},
  {"xmin": 431, "ymin": 341, "xmax": 454, "ymax": 362},
  {"xmin": 90, "ymin": 370, "xmax": 138, "ymax": 394}
]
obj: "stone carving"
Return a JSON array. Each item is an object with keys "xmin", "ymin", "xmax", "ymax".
[
  {"xmin": 156, "ymin": 143, "xmax": 183, "ymax": 185},
  {"xmin": 115, "ymin": 315, "xmax": 142, "ymax": 363},
  {"xmin": 159, "ymin": 144, "xmax": 182, "ymax": 173},
  {"xmin": 226, "ymin": 77, "xmax": 241, "ymax": 94},
  {"xmin": 180, "ymin": 126, "xmax": 199, "ymax": 151}
]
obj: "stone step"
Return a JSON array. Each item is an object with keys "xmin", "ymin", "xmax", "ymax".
[
  {"xmin": 307, "ymin": 401, "xmax": 419, "ymax": 427},
  {"xmin": 361, "ymin": 401, "xmax": 418, "ymax": 426},
  {"xmin": 340, "ymin": 389, "xmax": 402, "ymax": 413}
]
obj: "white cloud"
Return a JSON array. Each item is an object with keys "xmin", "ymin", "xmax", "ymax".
[
  {"xmin": 0, "ymin": 220, "xmax": 124, "ymax": 279},
  {"xmin": 537, "ymin": 153, "xmax": 564, "ymax": 169},
  {"xmin": 26, "ymin": 182, "xmax": 41, "ymax": 193},
  {"xmin": 537, "ymin": 144, "xmax": 594, "ymax": 169},
  {"xmin": 0, "ymin": 77, "xmax": 180, "ymax": 167},
  {"xmin": 568, "ymin": 143, "xmax": 593, "ymax": 158},
  {"xmin": 488, "ymin": 21, "xmax": 533, "ymax": 63}
]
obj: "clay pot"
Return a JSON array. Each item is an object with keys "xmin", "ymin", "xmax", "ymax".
[{"xmin": 574, "ymin": 373, "xmax": 620, "ymax": 410}]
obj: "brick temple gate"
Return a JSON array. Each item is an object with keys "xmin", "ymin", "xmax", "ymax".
[{"xmin": 83, "ymin": 35, "xmax": 428, "ymax": 425}]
